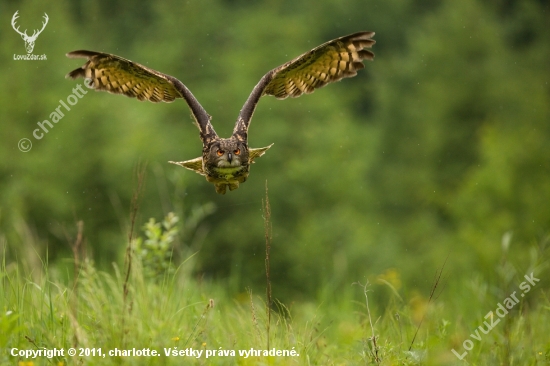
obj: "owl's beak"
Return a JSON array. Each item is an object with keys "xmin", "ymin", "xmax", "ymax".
[{"xmin": 227, "ymin": 152, "xmax": 233, "ymax": 163}]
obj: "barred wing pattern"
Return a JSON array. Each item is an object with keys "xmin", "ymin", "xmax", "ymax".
[
  {"xmin": 265, "ymin": 32, "xmax": 375, "ymax": 99},
  {"xmin": 67, "ymin": 51, "xmax": 181, "ymax": 102},
  {"xmin": 65, "ymin": 50, "xmax": 214, "ymax": 141},
  {"xmin": 236, "ymin": 32, "xmax": 375, "ymax": 136}
]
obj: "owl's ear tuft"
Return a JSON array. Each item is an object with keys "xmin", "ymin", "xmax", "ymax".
[
  {"xmin": 169, "ymin": 157, "xmax": 206, "ymax": 176},
  {"xmin": 249, "ymin": 144, "xmax": 274, "ymax": 163}
]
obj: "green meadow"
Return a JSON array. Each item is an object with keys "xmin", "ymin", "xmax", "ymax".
[{"xmin": 2, "ymin": 206, "xmax": 549, "ymax": 365}]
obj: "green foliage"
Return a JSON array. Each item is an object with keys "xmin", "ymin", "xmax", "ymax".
[{"xmin": 135, "ymin": 212, "xmax": 179, "ymax": 281}]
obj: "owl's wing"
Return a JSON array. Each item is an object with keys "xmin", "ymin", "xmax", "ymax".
[
  {"xmin": 249, "ymin": 144, "xmax": 274, "ymax": 163},
  {"xmin": 233, "ymin": 32, "xmax": 375, "ymax": 140},
  {"xmin": 168, "ymin": 157, "xmax": 205, "ymax": 176},
  {"xmin": 66, "ymin": 50, "xmax": 218, "ymax": 144}
]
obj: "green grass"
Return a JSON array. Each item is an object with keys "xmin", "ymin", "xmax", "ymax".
[
  {"xmin": 2, "ymin": 187, "xmax": 550, "ymax": 365},
  {"xmin": 2, "ymin": 237, "xmax": 549, "ymax": 366}
]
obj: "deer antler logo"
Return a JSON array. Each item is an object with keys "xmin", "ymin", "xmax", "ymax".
[{"xmin": 11, "ymin": 11, "xmax": 49, "ymax": 54}]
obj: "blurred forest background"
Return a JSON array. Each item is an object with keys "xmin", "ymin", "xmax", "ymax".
[{"xmin": 1, "ymin": 0, "xmax": 549, "ymax": 304}]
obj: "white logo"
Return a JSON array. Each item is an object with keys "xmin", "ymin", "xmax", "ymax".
[{"xmin": 12, "ymin": 10, "xmax": 48, "ymax": 59}]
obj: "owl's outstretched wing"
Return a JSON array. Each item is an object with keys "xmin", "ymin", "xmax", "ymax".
[
  {"xmin": 233, "ymin": 32, "xmax": 375, "ymax": 141},
  {"xmin": 66, "ymin": 50, "xmax": 218, "ymax": 144}
]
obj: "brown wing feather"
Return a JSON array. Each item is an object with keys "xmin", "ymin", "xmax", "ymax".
[
  {"xmin": 169, "ymin": 157, "xmax": 205, "ymax": 176},
  {"xmin": 67, "ymin": 51, "xmax": 181, "ymax": 102},
  {"xmin": 264, "ymin": 31, "xmax": 375, "ymax": 99},
  {"xmin": 249, "ymin": 144, "xmax": 274, "ymax": 162},
  {"xmin": 66, "ymin": 50, "xmax": 216, "ymax": 142},
  {"xmin": 235, "ymin": 32, "xmax": 375, "ymax": 138}
]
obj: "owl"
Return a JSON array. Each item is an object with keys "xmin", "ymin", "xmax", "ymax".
[{"xmin": 66, "ymin": 32, "xmax": 375, "ymax": 194}]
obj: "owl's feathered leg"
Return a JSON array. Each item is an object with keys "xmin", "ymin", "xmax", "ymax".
[{"xmin": 215, "ymin": 183, "xmax": 228, "ymax": 195}]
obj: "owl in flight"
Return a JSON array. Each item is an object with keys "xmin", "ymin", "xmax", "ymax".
[{"xmin": 66, "ymin": 32, "xmax": 375, "ymax": 194}]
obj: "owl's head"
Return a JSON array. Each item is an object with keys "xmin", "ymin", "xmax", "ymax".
[{"xmin": 208, "ymin": 138, "xmax": 248, "ymax": 168}]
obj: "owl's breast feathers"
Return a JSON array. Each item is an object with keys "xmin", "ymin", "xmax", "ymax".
[
  {"xmin": 207, "ymin": 164, "xmax": 249, "ymax": 181},
  {"xmin": 205, "ymin": 163, "xmax": 250, "ymax": 195}
]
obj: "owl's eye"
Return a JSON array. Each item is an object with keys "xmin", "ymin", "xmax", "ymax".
[
  {"xmin": 216, "ymin": 149, "xmax": 224, "ymax": 156},
  {"xmin": 234, "ymin": 148, "xmax": 241, "ymax": 155}
]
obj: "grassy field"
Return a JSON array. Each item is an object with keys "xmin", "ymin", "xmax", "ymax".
[{"xmin": 2, "ymin": 215, "xmax": 549, "ymax": 366}]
